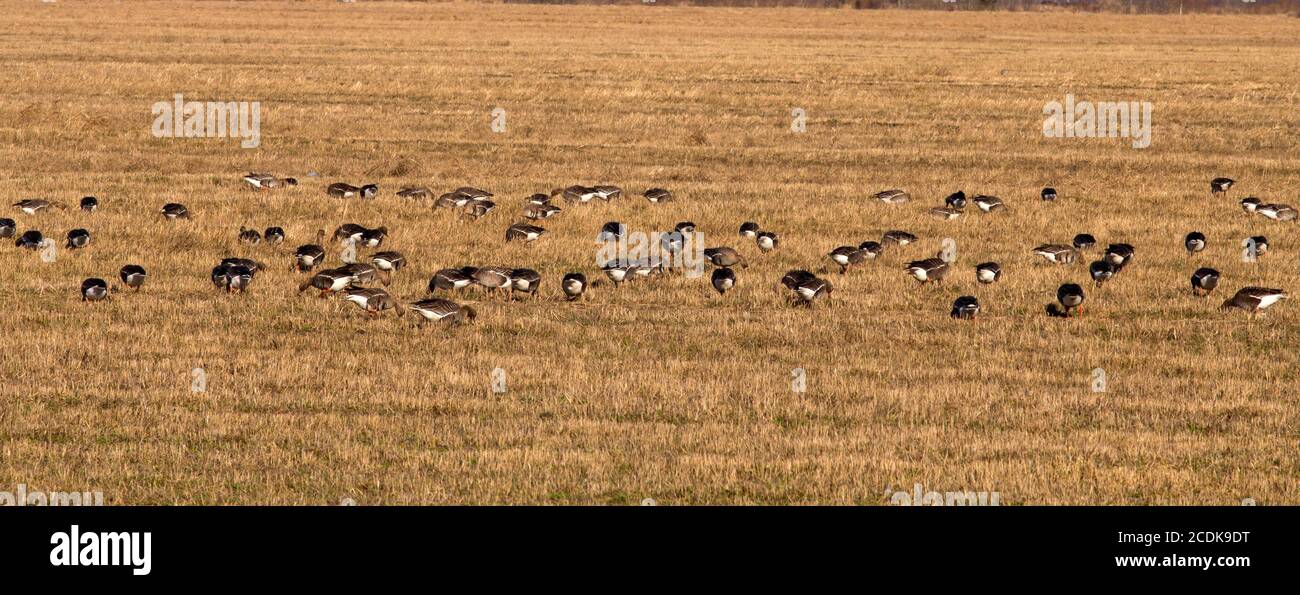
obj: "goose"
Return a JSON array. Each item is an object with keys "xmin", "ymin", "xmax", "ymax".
[
  {"xmin": 562, "ymin": 272, "xmax": 587, "ymax": 300},
  {"xmin": 526, "ymin": 193, "xmax": 552, "ymax": 205},
  {"xmin": 905, "ymin": 257, "xmax": 950, "ymax": 284},
  {"xmin": 703, "ymin": 247, "xmax": 747, "ymax": 268},
  {"xmin": 1056, "ymin": 283, "xmax": 1085, "ymax": 316},
  {"xmin": 1246, "ymin": 235, "xmax": 1268, "ymax": 257},
  {"xmin": 406, "ymin": 298, "xmax": 476, "ymax": 325},
  {"xmin": 972, "ymin": 195, "xmax": 1006, "ymax": 213},
  {"xmin": 602, "ymin": 261, "xmax": 638, "ymax": 287},
  {"xmin": 219, "ymin": 257, "xmax": 266, "ymax": 274},
  {"xmin": 944, "ymin": 191, "xmax": 967, "ymax": 211},
  {"xmin": 929, "ymin": 206, "xmax": 961, "ymax": 221},
  {"xmin": 294, "ymin": 230, "xmax": 327, "ymax": 272},
  {"xmin": 881, "ymin": 230, "xmax": 917, "ymax": 247},
  {"xmin": 592, "ymin": 185, "xmax": 622, "ymax": 201},
  {"xmin": 828, "ymin": 246, "xmax": 865, "ymax": 274},
  {"xmin": 80, "ymin": 196, "xmax": 99, "ymax": 212},
  {"xmin": 262, "ymin": 227, "xmax": 285, "ymax": 245},
  {"xmin": 299, "ymin": 267, "xmax": 357, "ymax": 296},
  {"xmin": 597, "ymin": 221, "xmax": 625, "ymax": 242},
  {"xmin": 371, "ymin": 251, "xmax": 405, "ymax": 273},
  {"xmin": 857, "ymin": 241, "xmax": 884, "ymax": 260},
  {"xmin": 339, "ymin": 262, "xmax": 379, "ymax": 286},
  {"xmin": 341, "ymin": 287, "xmax": 397, "ymax": 316},
  {"xmin": 1032, "ymin": 244, "xmax": 1078, "ymax": 265},
  {"xmin": 0, "ymin": 218, "xmax": 15, "ymax": 238},
  {"xmin": 1072, "ymin": 234, "xmax": 1096, "ymax": 250},
  {"xmin": 327, "ymin": 183, "xmax": 361, "ymax": 198},
  {"xmin": 81, "ymin": 278, "xmax": 109, "ymax": 302},
  {"xmin": 711, "ymin": 267, "xmax": 735, "ymax": 296},
  {"xmin": 435, "ymin": 192, "xmax": 473, "ymax": 210},
  {"xmin": 873, "ymin": 189, "xmax": 910, "ymax": 204},
  {"xmin": 1041, "ymin": 187, "xmax": 1057, "ymax": 201},
  {"xmin": 755, "ymin": 231, "xmax": 779, "ymax": 252},
  {"xmin": 951, "ymin": 296, "xmax": 980, "ymax": 320},
  {"xmin": 1221, "ymin": 287, "xmax": 1287, "ymax": 316},
  {"xmin": 659, "ymin": 231, "xmax": 685, "ymax": 257},
  {"xmin": 1185, "ymin": 232, "xmax": 1206, "ymax": 255},
  {"xmin": 631, "ymin": 260, "xmax": 659, "ymax": 280},
  {"xmin": 522, "ymin": 202, "xmax": 561, "ymax": 220},
  {"xmin": 244, "ymin": 173, "xmax": 297, "ymax": 190},
  {"xmin": 211, "ymin": 263, "xmax": 231, "ymax": 290},
  {"xmin": 15, "ymin": 230, "xmax": 43, "ymax": 249},
  {"xmin": 119, "ymin": 264, "xmax": 147, "ymax": 291},
  {"xmin": 1104, "ymin": 243, "xmax": 1135, "ymax": 270},
  {"xmin": 223, "ymin": 265, "xmax": 256, "ymax": 293},
  {"xmin": 359, "ymin": 184, "xmax": 379, "ymax": 199},
  {"xmin": 14, "ymin": 199, "xmax": 54, "ymax": 215},
  {"xmin": 1241, "ymin": 197, "xmax": 1261, "ymax": 213},
  {"xmin": 790, "ymin": 275, "xmax": 832, "ymax": 306},
  {"xmin": 1190, "ymin": 267, "xmax": 1220, "ymax": 296},
  {"xmin": 463, "ymin": 199, "xmax": 496, "ymax": 219},
  {"xmin": 161, "ymin": 203, "xmax": 190, "ymax": 220},
  {"xmin": 471, "ymin": 266, "xmax": 513, "ymax": 296},
  {"xmin": 510, "ymin": 268, "xmax": 542, "ymax": 298},
  {"xmin": 396, "ymin": 186, "xmax": 433, "ymax": 200},
  {"xmin": 1089, "ymin": 260, "xmax": 1115, "ymax": 288},
  {"xmin": 65, "ymin": 228, "xmax": 91, "ymax": 249},
  {"xmin": 454, "ymin": 187, "xmax": 493, "ymax": 200},
  {"xmin": 975, "ymin": 262, "xmax": 1001, "ymax": 284},
  {"xmin": 643, "ymin": 188, "xmax": 673, "ymax": 203},
  {"xmin": 506, "ymin": 223, "xmax": 547, "ymax": 243},
  {"xmin": 781, "ymin": 270, "xmax": 818, "ymax": 290},
  {"xmin": 239, "ymin": 226, "xmax": 262, "ymax": 245},
  {"xmin": 739, "ymin": 222, "xmax": 760, "ymax": 239},
  {"xmin": 333, "ymin": 224, "xmax": 366, "ymax": 243},
  {"xmin": 556, "ymin": 185, "xmax": 599, "ymax": 203},
  {"xmin": 430, "ymin": 267, "xmax": 477, "ymax": 293},
  {"xmin": 1210, "ymin": 177, "xmax": 1234, "ymax": 196},
  {"xmin": 1256, "ymin": 203, "xmax": 1298, "ymax": 221},
  {"xmin": 359, "ymin": 226, "xmax": 387, "ymax": 248},
  {"xmin": 671, "ymin": 222, "xmax": 696, "ymax": 236}
]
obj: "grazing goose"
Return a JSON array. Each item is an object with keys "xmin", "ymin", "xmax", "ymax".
[
  {"xmin": 341, "ymin": 287, "xmax": 397, "ymax": 316},
  {"xmin": 972, "ymin": 195, "xmax": 1006, "ymax": 213},
  {"xmin": 463, "ymin": 199, "xmax": 497, "ymax": 219},
  {"xmin": 359, "ymin": 226, "xmax": 388, "ymax": 248},
  {"xmin": 454, "ymin": 187, "xmax": 492, "ymax": 200},
  {"xmin": 592, "ymin": 185, "xmax": 622, "ymax": 201},
  {"xmin": 562, "ymin": 272, "xmax": 587, "ymax": 301},
  {"xmin": 406, "ymin": 298, "xmax": 476, "ymax": 325},
  {"xmin": 333, "ymin": 223, "xmax": 366, "ymax": 243},
  {"xmin": 602, "ymin": 261, "xmax": 639, "ymax": 287},
  {"xmin": 80, "ymin": 196, "xmax": 99, "ymax": 212},
  {"xmin": 1241, "ymin": 197, "xmax": 1261, "ymax": 213},
  {"xmin": 659, "ymin": 231, "xmax": 685, "ymax": 257},
  {"xmin": 339, "ymin": 262, "xmax": 379, "ymax": 286},
  {"xmin": 674, "ymin": 221, "xmax": 697, "ymax": 235},
  {"xmin": 119, "ymin": 264, "xmax": 147, "ymax": 291},
  {"xmin": 1221, "ymin": 287, "xmax": 1287, "ymax": 316},
  {"xmin": 526, "ymin": 193, "xmax": 552, "ymax": 205},
  {"xmin": 219, "ymin": 257, "xmax": 266, "ymax": 274},
  {"xmin": 782, "ymin": 270, "xmax": 818, "ymax": 290},
  {"xmin": 14, "ymin": 199, "xmax": 54, "ymax": 215},
  {"xmin": 396, "ymin": 186, "xmax": 433, "ymax": 200},
  {"xmin": 1056, "ymin": 283, "xmax": 1085, "ymax": 317},
  {"xmin": 65, "ymin": 228, "xmax": 90, "ymax": 249},
  {"xmin": 755, "ymin": 231, "xmax": 779, "ymax": 252},
  {"xmin": 1089, "ymin": 260, "xmax": 1115, "ymax": 288},
  {"xmin": 0, "ymin": 218, "xmax": 15, "ymax": 238},
  {"xmin": 430, "ymin": 267, "xmax": 477, "ymax": 293},
  {"xmin": 1185, "ymin": 232, "xmax": 1206, "ymax": 255},
  {"xmin": 703, "ymin": 247, "xmax": 747, "ymax": 268},
  {"xmin": 434, "ymin": 192, "xmax": 473, "ymax": 210},
  {"xmin": 471, "ymin": 266, "xmax": 513, "ymax": 296},
  {"xmin": 211, "ymin": 263, "xmax": 231, "ymax": 290},
  {"xmin": 874, "ymin": 189, "xmax": 910, "ymax": 204},
  {"xmin": 522, "ymin": 202, "xmax": 561, "ymax": 220},
  {"xmin": 790, "ymin": 275, "xmax": 832, "ymax": 306},
  {"xmin": 1210, "ymin": 177, "xmax": 1235, "ymax": 196},
  {"xmin": 327, "ymin": 183, "xmax": 361, "ymax": 198},
  {"xmin": 1104, "ymin": 243, "xmax": 1135, "ymax": 270},
  {"xmin": 371, "ymin": 251, "xmax": 405, "ymax": 273},
  {"xmin": 1072, "ymin": 234, "xmax": 1096, "ymax": 250},
  {"xmin": 711, "ymin": 267, "xmax": 735, "ymax": 296},
  {"xmin": 857, "ymin": 241, "xmax": 884, "ymax": 260},
  {"xmin": 263, "ymin": 227, "xmax": 286, "ymax": 245},
  {"xmin": 951, "ymin": 296, "xmax": 980, "ymax": 320},
  {"xmin": 359, "ymin": 184, "xmax": 379, "ymax": 199},
  {"xmin": 944, "ymin": 191, "xmax": 967, "ymax": 211},
  {"xmin": 597, "ymin": 221, "xmax": 625, "ymax": 242},
  {"xmin": 299, "ymin": 267, "xmax": 357, "ymax": 296},
  {"xmin": 1041, "ymin": 187, "xmax": 1057, "ymax": 201},
  {"xmin": 882, "ymin": 230, "xmax": 917, "ymax": 247},
  {"xmin": 506, "ymin": 223, "xmax": 547, "ymax": 243},
  {"xmin": 905, "ymin": 257, "xmax": 950, "ymax": 284},
  {"xmin": 1256, "ymin": 203, "xmax": 1298, "ymax": 221},
  {"xmin": 975, "ymin": 262, "xmax": 1001, "ymax": 284},
  {"xmin": 81, "ymin": 278, "xmax": 109, "ymax": 302},
  {"xmin": 643, "ymin": 188, "xmax": 673, "ymax": 203},
  {"xmin": 1032, "ymin": 244, "xmax": 1078, "ymax": 265},
  {"xmin": 161, "ymin": 203, "xmax": 190, "ymax": 220},
  {"xmin": 555, "ymin": 185, "xmax": 599, "ymax": 203},
  {"xmin": 238, "ymin": 226, "xmax": 262, "ymax": 245},
  {"xmin": 244, "ymin": 173, "xmax": 297, "ymax": 190},
  {"xmin": 1191, "ymin": 268, "xmax": 1220, "ymax": 296},
  {"xmin": 223, "ymin": 265, "xmax": 256, "ymax": 293},
  {"xmin": 738, "ymin": 222, "xmax": 760, "ymax": 239},
  {"xmin": 828, "ymin": 246, "xmax": 865, "ymax": 274},
  {"xmin": 294, "ymin": 230, "xmax": 327, "ymax": 272},
  {"xmin": 15, "ymin": 230, "xmax": 43, "ymax": 249},
  {"xmin": 1246, "ymin": 235, "xmax": 1269, "ymax": 257},
  {"xmin": 510, "ymin": 268, "xmax": 542, "ymax": 298},
  {"xmin": 928, "ymin": 206, "xmax": 961, "ymax": 221}
]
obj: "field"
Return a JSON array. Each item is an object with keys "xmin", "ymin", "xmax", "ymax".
[{"xmin": 1, "ymin": 1, "xmax": 1298, "ymax": 505}]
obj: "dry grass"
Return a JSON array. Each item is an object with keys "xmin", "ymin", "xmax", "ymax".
[{"xmin": 1, "ymin": 1, "xmax": 1298, "ymax": 504}]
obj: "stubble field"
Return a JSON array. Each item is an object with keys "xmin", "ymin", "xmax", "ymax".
[{"xmin": 1, "ymin": 1, "xmax": 1298, "ymax": 504}]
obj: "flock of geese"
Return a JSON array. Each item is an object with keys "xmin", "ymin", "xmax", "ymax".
[{"xmin": 1, "ymin": 174, "xmax": 1289, "ymax": 323}]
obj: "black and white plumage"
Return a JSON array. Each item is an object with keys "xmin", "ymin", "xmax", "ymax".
[
  {"xmin": 1241, "ymin": 197, "xmax": 1261, "ymax": 213},
  {"xmin": 738, "ymin": 221, "xmax": 760, "ymax": 239},
  {"xmin": 755, "ymin": 231, "xmax": 779, "ymax": 252},
  {"xmin": 263, "ymin": 227, "xmax": 286, "ymax": 245},
  {"xmin": 873, "ymin": 189, "xmax": 910, "ymax": 204},
  {"xmin": 944, "ymin": 191, "xmax": 967, "ymax": 211},
  {"xmin": 1210, "ymin": 177, "xmax": 1235, "ymax": 196},
  {"xmin": 1221, "ymin": 287, "xmax": 1287, "ymax": 316},
  {"xmin": 1033, "ymin": 244, "xmax": 1078, "ymax": 265},
  {"xmin": 1191, "ymin": 268, "xmax": 1220, "ymax": 296},
  {"xmin": 294, "ymin": 230, "xmax": 327, "ymax": 273},
  {"xmin": 703, "ymin": 247, "xmax": 746, "ymax": 268},
  {"xmin": 601, "ymin": 262, "xmax": 639, "ymax": 287},
  {"xmin": 1072, "ymin": 234, "xmax": 1096, "ymax": 250},
  {"xmin": 1246, "ymin": 235, "xmax": 1268, "ymax": 257},
  {"xmin": 327, "ymin": 183, "xmax": 361, "ymax": 198},
  {"xmin": 1256, "ymin": 203, "xmax": 1297, "ymax": 222},
  {"xmin": 882, "ymin": 230, "xmax": 917, "ymax": 247},
  {"xmin": 592, "ymin": 185, "xmax": 622, "ymax": 201},
  {"xmin": 80, "ymin": 196, "xmax": 99, "ymax": 212},
  {"xmin": 406, "ymin": 298, "xmax": 476, "ymax": 325},
  {"xmin": 1089, "ymin": 260, "xmax": 1115, "ymax": 288},
  {"xmin": 471, "ymin": 266, "xmax": 513, "ymax": 295},
  {"xmin": 1041, "ymin": 187, "xmax": 1057, "ymax": 201},
  {"xmin": 14, "ymin": 199, "xmax": 53, "ymax": 215},
  {"xmin": 333, "ymin": 223, "xmax": 367, "ymax": 243},
  {"xmin": 905, "ymin": 258, "xmax": 950, "ymax": 284},
  {"xmin": 15, "ymin": 230, "xmax": 43, "ymax": 249},
  {"xmin": 1056, "ymin": 283, "xmax": 1085, "ymax": 317},
  {"xmin": 509, "ymin": 268, "xmax": 542, "ymax": 298},
  {"xmin": 341, "ymin": 288, "xmax": 397, "ymax": 315},
  {"xmin": 781, "ymin": 270, "xmax": 817, "ymax": 291},
  {"xmin": 506, "ymin": 223, "xmax": 547, "ymax": 243},
  {"xmin": 396, "ymin": 186, "xmax": 433, "ymax": 200},
  {"xmin": 975, "ymin": 262, "xmax": 1001, "ymax": 284},
  {"xmin": 710, "ymin": 267, "xmax": 735, "ymax": 296},
  {"xmin": 0, "ymin": 218, "xmax": 15, "ymax": 238},
  {"xmin": 65, "ymin": 228, "xmax": 91, "ymax": 249},
  {"xmin": 244, "ymin": 173, "xmax": 297, "ymax": 190},
  {"xmin": 561, "ymin": 273, "xmax": 587, "ymax": 301},
  {"xmin": 298, "ymin": 267, "xmax": 358, "ymax": 296},
  {"xmin": 1103, "ymin": 244, "xmax": 1135, "ymax": 270},
  {"xmin": 555, "ymin": 185, "xmax": 598, "ymax": 203},
  {"xmin": 857, "ymin": 241, "xmax": 884, "ymax": 260},
  {"xmin": 597, "ymin": 221, "xmax": 625, "ymax": 242},
  {"xmin": 643, "ymin": 188, "xmax": 673, "ymax": 203},
  {"xmin": 81, "ymin": 278, "xmax": 109, "ymax": 302},
  {"xmin": 950, "ymin": 296, "xmax": 980, "ymax": 320},
  {"xmin": 161, "ymin": 203, "xmax": 190, "ymax": 220},
  {"xmin": 463, "ymin": 199, "xmax": 496, "ymax": 219},
  {"xmin": 789, "ymin": 275, "xmax": 832, "ymax": 305},
  {"xmin": 929, "ymin": 206, "xmax": 961, "ymax": 221},
  {"xmin": 238, "ymin": 226, "xmax": 261, "ymax": 245},
  {"xmin": 223, "ymin": 265, "xmax": 255, "ymax": 293},
  {"xmin": 1184, "ymin": 232, "xmax": 1206, "ymax": 255},
  {"xmin": 972, "ymin": 195, "xmax": 1006, "ymax": 213},
  {"xmin": 359, "ymin": 227, "xmax": 387, "ymax": 248},
  {"xmin": 523, "ymin": 202, "xmax": 561, "ymax": 220},
  {"xmin": 828, "ymin": 246, "xmax": 865, "ymax": 274},
  {"xmin": 429, "ymin": 267, "xmax": 477, "ymax": 293},
  {"xmin": 119, "ymin": 264, "xmax": 147, "ymax": 291}
]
